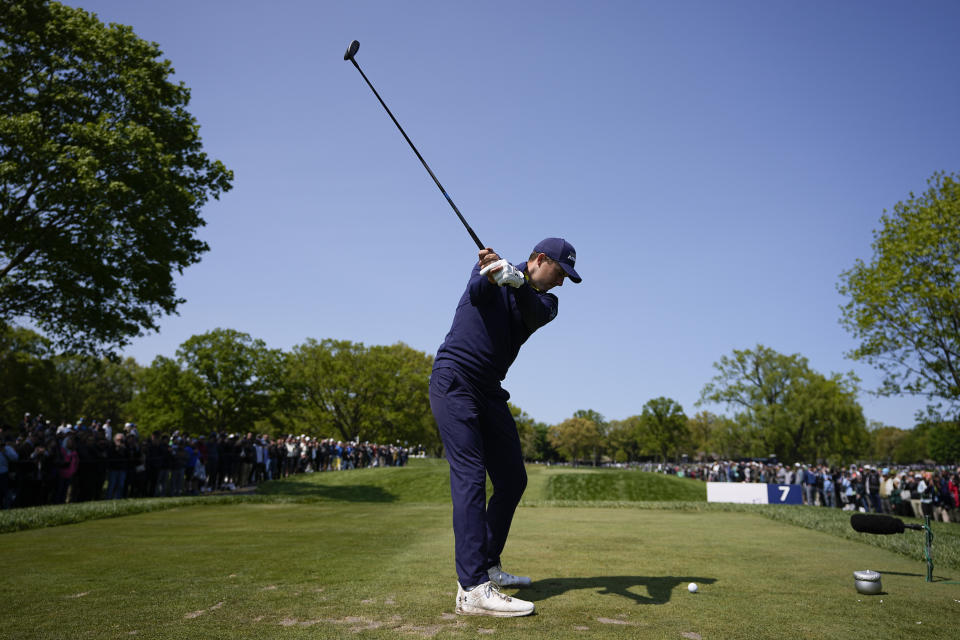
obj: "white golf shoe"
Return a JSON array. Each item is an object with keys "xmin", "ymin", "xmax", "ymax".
[
  {"xmin": 488, "ymin": 563, "xmax": 532, "ymax": 587},
  {"xmin": 455, "ymin": 581, "xmax": 535, "ymax": 617}
]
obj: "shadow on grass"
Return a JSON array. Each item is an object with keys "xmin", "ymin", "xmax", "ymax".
[
  {"xmin": 528, "ymin": 575, "xmax": 718, "ymax": 605},
  {"xmin": 874, "ymin": 569, "xmax": 956, "ymax": 583},
  {"xmin": 257, "ymin": 482, "xmax": 396, "ymax": 503}
]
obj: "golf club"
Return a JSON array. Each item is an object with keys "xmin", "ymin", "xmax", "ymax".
[{"xmin": 343, "ymin": 39, "xmax": 485, "ymax": 250}]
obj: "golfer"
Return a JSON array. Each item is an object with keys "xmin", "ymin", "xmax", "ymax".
[{"xmin": 429, "ymin": 238, "xmax": 582, "ymax": 617}]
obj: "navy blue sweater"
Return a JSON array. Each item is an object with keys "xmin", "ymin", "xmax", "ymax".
[{"xmin": 433, "ymin": 261, "xmax": 558, "ymax": 386}]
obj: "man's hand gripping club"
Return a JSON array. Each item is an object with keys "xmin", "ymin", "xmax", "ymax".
[{"xmin": 478, "ymin": 248, "xmax": 524, "ymax": 288}]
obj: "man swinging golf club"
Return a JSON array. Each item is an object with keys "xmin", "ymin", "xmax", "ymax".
[{"xmin": 429, "ymin": 238, "xmax": 582, "ymax": 617}]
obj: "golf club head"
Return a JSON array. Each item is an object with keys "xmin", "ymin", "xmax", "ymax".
[{"xmin": 344, "ymin": 40, "xmax": 360, "ymax": 61}]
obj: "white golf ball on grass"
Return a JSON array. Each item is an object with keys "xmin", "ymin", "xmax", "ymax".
[{"xmin": 687, "ymin": 582, "xmax": 698, "ymax": 593}]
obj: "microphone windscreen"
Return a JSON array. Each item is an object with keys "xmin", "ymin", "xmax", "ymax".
[{"xmin": 850, "ymin": 513, "xmax": 905, "ymax": 535}]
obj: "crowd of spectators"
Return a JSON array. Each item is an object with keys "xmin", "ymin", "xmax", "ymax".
[
  {"xmin": 639, "ymin": 459, "xmax": 960, "ymax": 522},
  {"xmin": 0, "ymin": 412, "xmax": 418, "ymax": 510}
]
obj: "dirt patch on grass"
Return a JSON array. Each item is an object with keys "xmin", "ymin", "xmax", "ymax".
[
  {"xmin": 263, "ymin": 615, "xmax": 462, "ymax": 637},
  {"xmin": 185, "ymin": 602, "xmax": 225, "ymax": 619}
]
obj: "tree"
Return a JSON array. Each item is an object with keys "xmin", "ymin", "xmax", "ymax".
[
  {"xmin": 47, "ymin": 353, "xmax": 139, "ymax": 424},
  {"xmin": 868, "ymin": 422, "xmax": 909, "ymax": 464},
  {"xmin": 512, "ymin": 403, "xmax": 555, "ymax": 462},
  {"xmin": 284, "ymin": 338, "xmax": 437, "ymax": 447},
  {"xmin": 131, "ymin": 329, "xmax": 282, "ymax": 434},
  {"xmin": 0, "ymin": 1, "xmax": 232, "ymax": 352},
  {"xmin": 893, "ymin": 422, "xmax": 930, "ymax": 464},
  {"xmin": 838, "ymin": 171, "xmax": 960, "ymax": 417},
  {"xmin": 699, "ymin": 345, "xmax": 868, "ymax": 463},
  {"xmin": 574, "ymin": 409, "xmax": 607, "ymax": 465},
  {"xmin": 710, "ymin": 413, "xmax": 761, "ymax": 460},
  {"xmin": 606, "ymin": 416, "xmax": 643, "ymax": 463},
  {"xmin": 548, "ymin": 417, "xmax": 601, "ymax": 466},
  {"xmin": 687, "ymin": 410, "xmax": 724, "ymax": 460},
  {"xmin": 0, "ymin": 320, "xmax": 54, "ymax": 424},
  {"xmin": 128, "ymin": 354, "xmax": 189, "ymax": 433},
  {"xmin": 638, "ymin": 397, "xmax": 689, "ymax": 463},
  {"xmin": 926, "ymin": 421, "xmax": 960, "ymax": 464},
  {"xmin": 1, "ymin": 321, "xmax": 138, "ymax": 426}
]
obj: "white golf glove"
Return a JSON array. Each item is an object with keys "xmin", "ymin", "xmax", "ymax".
[{"xmin": 479, "ymin": 259, "xmax": 525, "ymax": 288}]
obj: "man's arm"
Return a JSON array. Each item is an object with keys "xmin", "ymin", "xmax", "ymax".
[
  {"xmin": 469, "ymin": 248, "xmax": 504, "ymax": 305},
  {"xmin": 513, "ymin": 284, "xmax": 558, "ymax": 331}
]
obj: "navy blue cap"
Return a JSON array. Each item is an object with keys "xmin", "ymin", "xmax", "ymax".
[{"xmin": 533, "ymin": 237, "xmax": 581, "ymax": 283}]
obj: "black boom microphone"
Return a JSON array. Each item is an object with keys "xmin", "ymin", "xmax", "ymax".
[{"xmin": 850, "ymin": 513, "xmax": 924, "ymax": 535}]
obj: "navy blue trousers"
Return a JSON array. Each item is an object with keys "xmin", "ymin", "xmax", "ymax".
[{"xmin": 429, "ymin": 366, "xmax": 527, "ymax": 587}]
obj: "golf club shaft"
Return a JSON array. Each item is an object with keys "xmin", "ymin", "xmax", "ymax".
[{"xmin": 346, "ymin": 52, "xmax": 485, "ymax": 250}]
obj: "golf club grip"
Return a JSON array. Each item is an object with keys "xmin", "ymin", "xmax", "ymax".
[{"xmin": 348, "ymin": 58, "xmax": 485, "ymax": 251}]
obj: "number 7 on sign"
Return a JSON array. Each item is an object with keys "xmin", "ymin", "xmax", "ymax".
[{"xmin": 766, "ymin": 484, "xmax": 802, "ymax": 505}]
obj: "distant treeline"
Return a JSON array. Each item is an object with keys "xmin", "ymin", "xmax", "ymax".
[{"xmin": 3, "ymin": 325, "xmax": 959, "ymax": 465}]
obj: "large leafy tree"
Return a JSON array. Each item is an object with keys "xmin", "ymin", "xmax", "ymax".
[
  {"xmin": 512, "ymin": 403, "xmax": 555, "ymax": 462},
  {"xmin": 548, "ymin": 416, "xmax": 602, "ymax": 466},
  {"xmin": 0, "ymin": 320, "xmax": 53, "ymax": 424},
  {"xmin": 638, "ymin": 397, "xmax": 688, "ymax": 463},
  {"xmin": 131, "ymin": 329, "xmax": 282, "ymax": 435},
  {"xmin": 868, "ymin": 422, "xmax": 910, "ymax": 464},
  {"xmin": 573, "ymin": 408, "xmax": 607, "ymax": 465},
  {"xmin": 699, "ymin": 345, "xmax": 868, "ymax": 463},
  {"xmin": 891, "ymin": 421, "xmax": 931, "ymax": 464},
  {"xmin": 926, "ymin": 421, "xmax": 960, "ymax": 464},
  {"xmin": 1, "ymin": 321, "xmax": 139, "ymax": 425},
  {"xmin": 606, "ymin": 416, "xmax": 643, "ymax": 463},
  {"xmin": 284, "ymin": 338, "xmax": 437, "ymax": 447},
  {"xmin": 0, "ymin": 1, "xmax": 232, "ymax": 352},
  {"xmin": 47, "ymin": 352, "xmax": 139, "ymax": 424},
  {"xmin": 838, "ymin": 171, "xmax": 960, "ymax": 418},
  {"xmin": 687, "ymin": 410, "xmax": 739, "ymax": 461}
]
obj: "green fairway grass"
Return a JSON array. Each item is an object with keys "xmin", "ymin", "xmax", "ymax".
[{"xmin": 3, "ymin": 460, "xmax": 958, "ymax": 639}]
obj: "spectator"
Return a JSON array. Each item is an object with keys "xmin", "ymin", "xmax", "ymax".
[
  {"xmin": 156, "ymin": 433, "xmax": 173, "ymax": 497},
  {"xmin": 949, "ymin": 473, "xmax": 960, "ymax": 520},
  {"xmin": 0, "ymin": 435, "xmax": 18, "ymax": 509},
  {"xmin": 865, "ymin": 467, "xmax": 883, "ymax": 513},
  {"xmin": 55, "ymin": 435, "xmax": 79, "ymax": 504},
  {"xmin": 205, "ymin": 433, "xmax": 220, "ymax": 491},
  {"xmin": 880, "ymin": 469, "xmax": 894, "ymax": 514},
  {"xmin": 145, "ymin": 432, "xmax": 163, "ymax": 498},
  {"xmin": 889, "ymin": 475, "xmax": 906, "ymax": 516},
  {"xmin": 822, "ymin": 469, "xmax": 835, "ymax": 508},
  {"xmin": 934, "ymin": 472, "xmax": 951, "ymax": 523},
  {"xmin": 106, "ymin": 433, "xmax": 130, "ymax": 500},
  {"xmin": 917, "ymin": 472, "xmax": 934, "ymax": 518},
  {"xmin": 128, "ymin": 433, "xmax": 147, "ymax": 498},
  {"xmin": 170, "ymin": 437, "xmax": 188, "ymax": 496}
]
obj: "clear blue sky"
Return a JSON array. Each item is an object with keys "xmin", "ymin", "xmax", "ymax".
[{"xmin": 70, "ymin": 0, "xmax": 959, "ymax": 430}]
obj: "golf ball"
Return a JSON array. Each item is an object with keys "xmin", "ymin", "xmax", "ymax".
[{"xmin": 688, "ymin": 582, "xmax": 698, "ymax": 593}]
